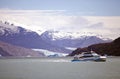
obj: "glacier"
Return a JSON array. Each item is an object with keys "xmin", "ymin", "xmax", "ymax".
[{"xmin": 32, "ymin": 49, "xmax": 68, "ymax": 57}]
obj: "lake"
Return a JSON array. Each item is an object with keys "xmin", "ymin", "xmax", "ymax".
[{"xmin": 0, "ymin": 57, "xmax": 120, "ymax": 79}]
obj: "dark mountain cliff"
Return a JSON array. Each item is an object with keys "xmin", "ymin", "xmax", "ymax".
[{"xmin": 69, "ymin": 37, "xmax": 120, "ymax": 56}]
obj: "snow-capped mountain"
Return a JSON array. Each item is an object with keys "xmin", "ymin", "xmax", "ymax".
[
  {"xmin": 0, "ymin": 21, "xmax": 112, "ymax": 56},
  {"xmin": 40, "ymin": 30, "xmax": 112, "ymax": 48},
  {"xmin": 0, "ymin": 21, "xmax": 32, "ymax": 36},
  {"xmin": 0, "ymin": 21, "xmax": 71, "ymax": 54},
  {"xmin": 41, "ymin": 30, "xmax": 111, "ymax": 40}
]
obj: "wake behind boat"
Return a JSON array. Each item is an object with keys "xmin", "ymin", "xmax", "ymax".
[{"xmin": 72, "ymin": 51, "xmax": 106, "ymax": 62}]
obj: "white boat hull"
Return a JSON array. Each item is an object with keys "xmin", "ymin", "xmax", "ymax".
[{"xmin": 72, "ymin": 56, "xmax": 106, "ymax": 62}]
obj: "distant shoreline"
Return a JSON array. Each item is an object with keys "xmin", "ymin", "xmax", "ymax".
[{"xmin": 0, "ymin": 56, "xmax": 120, "ymax": 59}]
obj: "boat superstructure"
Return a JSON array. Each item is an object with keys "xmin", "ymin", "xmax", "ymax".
[{"xmin": 72, "ymin": 51, "xmax": 106, "ymax": 62}]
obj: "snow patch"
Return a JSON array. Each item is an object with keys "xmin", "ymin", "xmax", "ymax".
[
  {"xmin": 65, "ymin": 47, "xmax": 77, "ymax": 51},
  {"xmin": 41, "ymin": 30, "xmax": 111, "ymax": 41}
]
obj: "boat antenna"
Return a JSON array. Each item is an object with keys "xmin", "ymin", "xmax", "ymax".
[{"xmin": 90, "ymin": 48, "xmax": 93, "ymax": 53}]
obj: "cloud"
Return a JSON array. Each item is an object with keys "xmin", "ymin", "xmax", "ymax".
[
  {"xmin": 0, "ymin": 9, "xmax": 89, "ymax": 30},
  {"xmin": 0, "ymin": 9, "xmax": 120, "ymax": 39},
  {"xmin": 83, "ymin": 16, "xmax": 120, "ymax": 29}
]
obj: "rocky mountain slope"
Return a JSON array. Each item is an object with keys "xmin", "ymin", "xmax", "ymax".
[
  {"xmin": 0, "ymin": 21, "xmax": 70, "ymax": 53},
  {"xmin": 0, "ymin": 21, "xmax": 112, "ymax": 55},
  {"xmin": 0, "ymin": 41, "xmax": 44, "ymax": 57},
  {"xmin": 41, "ymin": 30, "xmax": 111, "ymax": 48},
  {"xmin": 69, "ymin": 37, "xmax": 120, "ymax": 56}
]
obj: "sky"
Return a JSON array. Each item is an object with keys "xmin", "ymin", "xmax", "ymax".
[
  {"xmin": 0, "ymin": 0, "xmax": 120, "ymax": 39},
  {"xmin": 0, "ymin": 0, "xmax": 120, "ymax": 16}
]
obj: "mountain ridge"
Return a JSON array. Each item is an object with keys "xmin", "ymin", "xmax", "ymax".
[
  {"xmin": 69, "ymin": 37, "xmax": 120, "ymax": 56},
  {"xmin": 0, "ymin": 21, "xmax": 113, "ymax": 55},
  {"xmin": 0, "ymin": 21, "xmax": 71, "ymax": 53},
  {"xmin": 40, "ymin": 30, "xmax": 112, "ymax": 48}
]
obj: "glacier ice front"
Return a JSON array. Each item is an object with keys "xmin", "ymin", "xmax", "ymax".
[{"xmin": 32, "ymin": 49, "xmax": 68, "ymax": 57}]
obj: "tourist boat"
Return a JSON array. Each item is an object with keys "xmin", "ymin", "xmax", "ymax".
[{"xmin": 72, "ymin": 51, "xmax": 106, "ymax": 62}]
